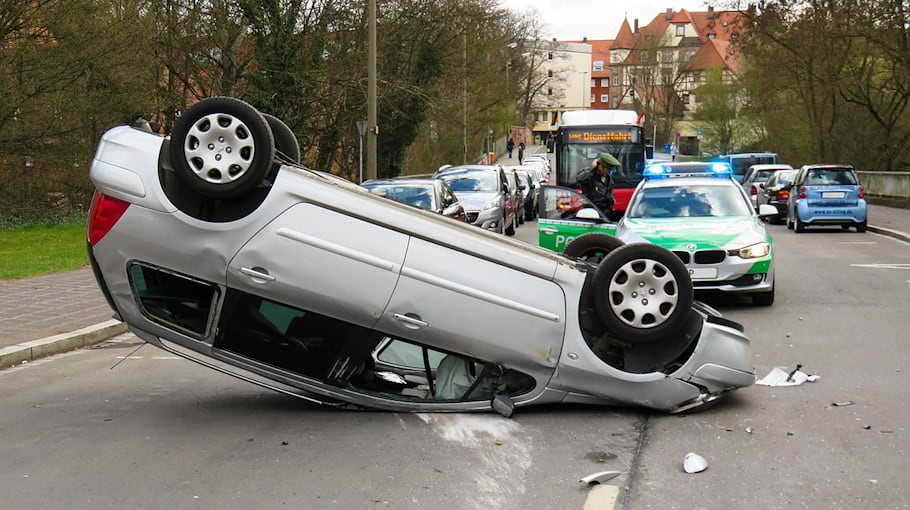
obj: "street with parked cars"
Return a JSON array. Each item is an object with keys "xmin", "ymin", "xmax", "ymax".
[{"xmin": 2, "ymin": 101, "xmax": 909, "ymax": 509}]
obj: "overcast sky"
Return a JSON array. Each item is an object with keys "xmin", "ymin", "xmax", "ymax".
[{"xmin": 500, "ymin": 0, "xmax": 712, "ymax": 41}]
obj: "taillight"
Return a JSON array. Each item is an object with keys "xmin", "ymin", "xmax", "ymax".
[
  {"xmin": 858, "ymin": 186, "xmax": 865, "ymax": 199},
  {"xmin": 777, "ymin": 190, "xmax": 790, "ymax": 200},
  {"xmin": 88, "ymin": 192, "xmax": 130, "ymax": 246},
  {"xmin": 799, "ymin": 186, "xmax": 807, "ymax": 199}
]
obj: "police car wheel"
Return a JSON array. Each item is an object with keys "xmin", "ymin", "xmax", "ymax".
[
  {"xmin": 592, "ymin": 243, "xmax": 694, "ymax": 344},
  {"xmin": 564, "ymin": 233, "xmax": 625, "ymax": 265},
  {"xmin": 170, "ymin": 96, "xmax": 275, "ymax": 199}
]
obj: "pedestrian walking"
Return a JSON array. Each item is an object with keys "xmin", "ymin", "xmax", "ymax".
[
  {"xmin": 518, "ymin": 141, "xmax": 525, "ymax": 164},
  {"xmin": 507, "ymin": 138, "xmax": 514, "ymax": 158},
  {"xmin": 670, "ymin": 142, "xmax": 679, "ymax": 162}
]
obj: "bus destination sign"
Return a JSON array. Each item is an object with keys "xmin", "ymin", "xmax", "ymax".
[{"xmin": 564, "ymin": 128, "xmax": 639, "ymax": 143}]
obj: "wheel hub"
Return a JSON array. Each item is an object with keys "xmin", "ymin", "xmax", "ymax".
[
  {"xmin": 608, "ymin": 258, "xmax": 679, "ymax": 329},
  {"xmin": 184, "ymin": 113, "xmax": 256, "ymax": 184}
]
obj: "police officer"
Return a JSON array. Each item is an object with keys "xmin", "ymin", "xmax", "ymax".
[{"xmin": 577, "ymin": 152, "xmax": 619, "ymax": 214}]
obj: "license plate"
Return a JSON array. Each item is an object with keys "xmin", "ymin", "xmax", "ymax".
[
  {"xmin": 688, "ymin": 267, "xmax": 718, "ymax": 280},
  {"xmin": 822, "ymin": 191, "xmax": 846, "ymax": 199}
]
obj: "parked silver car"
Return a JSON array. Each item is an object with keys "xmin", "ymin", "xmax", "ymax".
[
  {"xmin": 87, "ymin": 97, "xmax": 755, "ymax": 415},
  {"xmin": 434, "ymin": 164, "xmax": 516, "ymax": 235}
]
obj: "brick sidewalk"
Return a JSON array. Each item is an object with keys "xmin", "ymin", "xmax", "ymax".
[{"xmin": 0, "ymin": 267, "xmax": 115, "ymax": 349}]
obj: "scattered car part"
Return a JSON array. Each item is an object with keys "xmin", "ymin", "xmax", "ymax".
[{"xmin": 683, "ymin": 452, "xmax": 708, "ymax": 473}]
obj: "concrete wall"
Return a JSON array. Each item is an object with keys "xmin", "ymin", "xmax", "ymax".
[{"xmin": 857, "ymin": 171, "xmax": 910, "ymax": 199}]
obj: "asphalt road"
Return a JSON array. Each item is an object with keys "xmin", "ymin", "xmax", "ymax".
[{"xmin": 1, "ymin": 218, "xmax": 908, "ymax": 510}]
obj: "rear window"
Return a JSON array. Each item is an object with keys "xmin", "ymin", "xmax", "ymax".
[
  {"xmin": 753, "ymin": 170, "xmax": 776, "ymax": 182},
  {"xmin": 805, "ymin": 168, "xmax": 857, "ymax": 186},
  {"xmin": 437, "ymin": 169, "xmax": 499, "ymax": 192}
]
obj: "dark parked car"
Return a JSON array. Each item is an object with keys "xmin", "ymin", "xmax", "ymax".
[
  {"xmin": 756, "ymin": 169, "xmax": 798, "ymax": 223},
  {"xmin": 361, "ymin": 177, "xmax": 466, "ymax": 221},
  {"xmin": 86, "ymin": 96, "xmax": 755, "ymax": 415},
  {"xmin": 742, "ymin": 164, "xmax": 793, "ymax": 208}
]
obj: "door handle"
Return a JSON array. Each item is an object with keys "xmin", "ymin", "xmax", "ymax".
[
  {"xmin": 240, "ymin": 267, "xmax": 276, "ymax": 283},
  {"xmin": 540, "ymin": 226, "xmax": 558, "ymax": 234},
  {"xmin": 393, "ymin": 313, "xmax": 428, "ymax": 328}
]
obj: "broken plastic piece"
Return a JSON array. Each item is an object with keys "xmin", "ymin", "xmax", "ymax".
[
  {"xmin": 756, "ymin": 367, "xmax": 819, "ymax": 386},
  {"xmin": 579, "ymin": 470, "xmax": 621, "ymax": 484},
  {"xmin": 683, "ymin": 452, "xmax": 708, "ymax": 473},
  {"xmin": 831, "ymin": 401, "xmax": 854, "ymax": 407}
]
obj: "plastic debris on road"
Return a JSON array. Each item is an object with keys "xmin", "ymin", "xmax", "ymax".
[
  {"xmin": 755, "ymin": 366, "xmax": 819, "ymax": 386},
  {"xmin": 683, "ymin": 452, "xmax": 708, "ymax": 473},
  {"xmin": 579, "ymin": 470, "xmax": 621, "ymax": 484}
]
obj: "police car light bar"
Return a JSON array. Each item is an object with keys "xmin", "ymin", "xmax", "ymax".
[{"xmin": 643, "ymin": 162, "xmax": 732, "ymax": 179}]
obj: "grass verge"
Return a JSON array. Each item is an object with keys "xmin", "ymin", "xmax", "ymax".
[{"xmin": 0, "ymin": 219, "xmax": 88, "ymax": 280}]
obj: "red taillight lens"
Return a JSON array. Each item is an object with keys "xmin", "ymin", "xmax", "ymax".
[
  {"xmin": 858, "ymin": 186, "xmax": 865, "ymax": 199},
  {"xmin": 799, "ymin": 186, "xmax": 807, "ymax": 199},
  {"xmin": 777, "ymin": 190, "xmax": 790, "ymax": 200},
  {"xmin": 88, "ymin": 192, "xmax": 130, "ymax": 246}
]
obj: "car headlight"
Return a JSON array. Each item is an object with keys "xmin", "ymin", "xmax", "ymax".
[
  {"xmin": 730, "ymin": 242, "xmax": 770, "ymax": 259},
  {"xmin": 483, "ymin": 196, "xmax": 501, "ymax": 211}
]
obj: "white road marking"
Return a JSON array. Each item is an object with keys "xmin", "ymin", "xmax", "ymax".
[
  {"xmin": 841, "ymin": 241, "xmax": 877, "ymax": 245},
  {"xmin": 114, "ymin": 355, "xmax": 182, "ymax": 360},
  {"xmin": 583, "ymin": 484, "xmax": 619, "ymax": 510},
  {"xmin": 850, "ymin": 263, "xmax": 910, "ymax": 270}
]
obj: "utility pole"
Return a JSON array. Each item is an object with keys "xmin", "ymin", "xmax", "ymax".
[
  {"xmin": 366, "ymin": 0, "xmax": 377, "ymax": 180},
  {"xmin": 462, "ymin": 30, "xmax": 467, "ymax": 164}
]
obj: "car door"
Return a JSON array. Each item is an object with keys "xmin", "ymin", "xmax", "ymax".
[
  {"xmin": 227, "ymin": 202, "xmax": 408, "ymax": 329},
  {"xmin": 537, "ymin": 186, "xmax": 617, "ymax": 253},
  {"xmin": 374, "ymin": 237, "xmax": 566, "ymax": 385}
]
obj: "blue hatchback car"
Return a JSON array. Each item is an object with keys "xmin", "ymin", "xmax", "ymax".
[{"xmin": 786, "ymin": 164, "xmax": 867, "ymax": 232}]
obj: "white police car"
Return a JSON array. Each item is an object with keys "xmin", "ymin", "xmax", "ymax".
[{"xmin": 539, "ymin": 162, "xmax": 779, "ymax": 305}]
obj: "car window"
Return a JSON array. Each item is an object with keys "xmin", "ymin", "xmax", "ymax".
[
  {"xmin": 437, "ymin": 170, "xmax": 499, "ymax": 192},
  {"xmin": 129, "ymin": 263, "xmax": 218, "ymax": 338},
  {"xmin": 627, "ymin": 184, "xmax": 753, "ymax": 218},
  {"xmin": 539, "ymin": 186, "xmax": 604, "ymax": 220},
  {"xmin": 754, "ymin": 170, "xmax": 775, "ymax": 182},
  {"xmin": 362, "ymin": 183, "xmax": 436, "ymax": 209},
  {"xmin": 805, "ymin": 168, "xmax": 857, "ymax": 185}
]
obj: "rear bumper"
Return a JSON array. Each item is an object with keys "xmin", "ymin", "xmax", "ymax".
[{"xmin": 796, "ymin": 201, "xmax": 867, "ymax": 224}]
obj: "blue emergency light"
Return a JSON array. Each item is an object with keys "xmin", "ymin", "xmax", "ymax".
[{"xmin": 643, "ymin": 162, "xmax": 733, "ymax": 179}]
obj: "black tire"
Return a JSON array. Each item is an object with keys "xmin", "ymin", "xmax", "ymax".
[
  {"xmin": 856, "ymin": 220, "xmax": 867, "ymax": 233},
  {"xmin": 752, "ymin": 283, "xmax": 775, "ymax": 306},
  {"xmin": 795, "ymin": 216, "xmax": 806, "ymax": 233},
  {"xmin": 564, "ymin": 233, "xmax": 625, "ymax": 265},
  {"xmin": 591, "ymin": 243, "xmax": 694, "ymax": 344},
  {"xmin": 170, "ymin": 96, "xmax": 275, "ymax": 199},
  {"xmin": 263, "ymin": 113, "xmax": 300, "ymax": 163}
]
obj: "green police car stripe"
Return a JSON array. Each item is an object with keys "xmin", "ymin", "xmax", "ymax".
[{"xmin": 538, "ymin": 219, "xmax": 617, "ymax": 253}]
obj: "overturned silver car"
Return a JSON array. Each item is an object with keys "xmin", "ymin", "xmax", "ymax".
[{"xmin": 87, "ymin": 97, "xmax": 754, "ymax": 415}]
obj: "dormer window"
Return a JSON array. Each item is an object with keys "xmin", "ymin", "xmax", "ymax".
[
  {"xmin": 676, "ymin": 24, "xmax": 685, "ymax": 36},
  {"xmin": 708, "ymin": 33, "xmax": 716, "ymax": 39}
]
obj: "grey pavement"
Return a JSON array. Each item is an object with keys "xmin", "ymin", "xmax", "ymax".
[{"xmin": 1, "ymin": 157, "xmax": 908, "ymax": 369}]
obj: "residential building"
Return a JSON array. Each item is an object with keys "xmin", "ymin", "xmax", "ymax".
[{"xmin": 526, "ymin": 39, "xmax": 592, "ymax": 145}]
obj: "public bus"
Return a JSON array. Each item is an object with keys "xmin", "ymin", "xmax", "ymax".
[
  {"xmin": 713, "ymin": 152, "xmax": 778, "ymax": 183},
  {"xmin": 554, "ymin": 110, "xmax": 648, "ymax": 219}
]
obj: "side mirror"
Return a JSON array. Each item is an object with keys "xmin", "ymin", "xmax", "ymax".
[
  {"xmin": 576, "ymin": 207, "xmax": 605, "ymax": 222},
  {"xmin": 491, "ymin": 393, "xmax": 515, "ymax": 418},
  {"xmin": 757, "ymin": 204, "xmax": 778, "ymax": 217},
  {"xmin": 442, "ymin": 203, "xmax": 465, "ymax": 218}
]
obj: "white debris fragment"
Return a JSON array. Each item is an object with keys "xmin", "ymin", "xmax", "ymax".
[
  {"xmin": 579, "ymin": 470, "xmax": 621, "ymax": 484},
  {"xmin": 683, "ymin": 452, "xmax": 708, "ymax": 474},
  {"xmin": 755, "ymin": 367, "xmax": 819, "ymax": 386}
]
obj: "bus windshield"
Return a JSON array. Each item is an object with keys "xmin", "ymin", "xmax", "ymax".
[{"xmin": 558, "ymin": 142, "xmax": 646, "ymax": 188}]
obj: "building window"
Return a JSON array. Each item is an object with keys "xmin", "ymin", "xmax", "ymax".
[
  {"xmin": 676, "ymin": 24, "xmax": 685, "ymax": 36},
  {"xmin": 731, "ymin": 32, "xmax": 739, "ymax": 39},
  {"xmin": 662, "ymin": 69, "xmax": 672, "ymax": 84},
  {"xmin": 548, "ymin": 69, "xmax": 553, "ymax": 78},
  {"xmin": 593, "ymin": 60, "xmax": 604, "ymax": 71},
  {"xmin": 601, "ymin": 78, "xmax": 609, "ymax": 87},
  {"xmin": 591, "ymin": 78, "xmax": 596, "ymax": 87},
  {"xmin": 707, "ymin": 33, "xmax": 716, "ymax": 39},
  {"xmin": 600, "ymin": 94, "xmax": 609, "ymax": 103},
  {"xmin": 590, "ymin": 94, "xmax": 595, "ymax": 104},
  {"xmin": 547, "ymin": 87, "xmax": 553, "ymax": 96},
  {"xmin": 683, "ymin": 93, "xmax": 690, "ymax": 105},
  {"xmin": 685, "ymin": 50, "xmax": 696, "ymax": 62},
  {"xmin": 612, "ymin": 76, "xmax": 620, "ymax": 85},
  {"xmin": 661, "ymin": 51, "xmax": 673, "ymax": 63},
  {"xmin": 640, "ymin": 50, "xmax": 648, "ymax": 62},
  {"xmin": 548, "ymin": 51, "xmax": 553, "ymax": 60}
]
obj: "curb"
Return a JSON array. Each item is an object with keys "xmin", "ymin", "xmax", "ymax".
[
  {"xmin": 0, "ymin": 320, "xmax": 128, "ymax": 370},
  {"xmin": 869, "ymin": 225, "xmax": 910, "ymax": 244}
]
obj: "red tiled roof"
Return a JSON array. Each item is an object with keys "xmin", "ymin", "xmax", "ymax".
[
  {"xmin": 610, "ymin": 18, "xmax": 635, "ymax": 49},
  {"xmin": 681, "ymin": 39, "xmax": 740, "ymax": 75}
]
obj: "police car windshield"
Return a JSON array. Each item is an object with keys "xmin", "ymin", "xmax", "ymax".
[{"xmin": 627, "ymin": 184, "xmax": 753, "ymax": 218}]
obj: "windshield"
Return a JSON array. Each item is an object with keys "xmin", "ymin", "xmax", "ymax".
[
  {"xmin": 627, "ymin": 184, "xmax": 753, "ymax": 218},
  {"xmin": 362, "ymin": 183, "xmax": 436, "ymax": 209},
  {"xmin": 437, "ymin": 169, "xmax": 499, "ymax": 192},
  {"xmin": 558, "ymin": 143, "xmax": 645, "ymax": 187}
]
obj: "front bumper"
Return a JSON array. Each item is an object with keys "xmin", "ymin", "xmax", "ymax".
[{"xmin": 467, "ymin": 207, "xmax": 504, "ymax": 231}]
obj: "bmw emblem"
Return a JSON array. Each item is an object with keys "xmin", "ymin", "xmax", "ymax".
[{"xmin": 686, "ymin": 243, "xmax": 697, "ymax": 252}]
